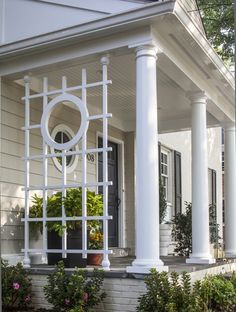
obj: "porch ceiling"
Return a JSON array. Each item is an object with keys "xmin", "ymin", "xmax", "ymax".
[{"xmin": 17, "ymin": 52, "xmax": 220, "ymax": 133}]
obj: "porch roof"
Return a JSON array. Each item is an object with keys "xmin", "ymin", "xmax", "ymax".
[{"xmin": 0, "ymin": 0, "xmax": 234, "ymax": 131}]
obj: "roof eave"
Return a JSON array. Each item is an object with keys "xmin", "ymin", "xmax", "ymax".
[{"xmin": 0, "ymin": 0, "xmax": 175, "ymax": 57}]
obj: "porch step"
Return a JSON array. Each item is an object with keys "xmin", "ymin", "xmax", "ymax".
[{"xmin": 109, "ymin": 247, "xmax": 130, "ymax": 258}]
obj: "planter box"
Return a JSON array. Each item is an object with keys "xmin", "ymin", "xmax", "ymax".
[
  {"xmin": 47, "ymin": 228, "xmax": 86, "ymax": 268},
  {"xmin": 160, "ymin": 224, "xmax": 172, "ymax": 256}
]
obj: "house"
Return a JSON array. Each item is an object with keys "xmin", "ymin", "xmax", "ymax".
[{"xmin": 0, "ymin": 0, "xmax": 235, "ymax": 279}]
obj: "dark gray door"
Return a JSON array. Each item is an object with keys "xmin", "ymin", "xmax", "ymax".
[{"xmin": 98, "ymin": 138, "xmax": 119, "ymax": 247}]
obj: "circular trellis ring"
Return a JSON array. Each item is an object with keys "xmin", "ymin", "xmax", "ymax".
[{"xmin": 41, "ymin": 94, "xmax": 89, "ymax": 150}]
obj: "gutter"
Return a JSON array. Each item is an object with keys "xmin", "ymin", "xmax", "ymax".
[{"xmin": 0, "ymin": 1, "xmax": 175, "ymax": 58}]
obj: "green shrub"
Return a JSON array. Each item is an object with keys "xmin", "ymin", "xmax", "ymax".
[
  {"xmin": 159, "ymin": 179, "xmax": 167, "ymax": 224},
  {"xmin": 137, "ymin": 270, "xmax": 198, "ymax": 312},
  {"xmin": 194, "ymin": 274, "xmax": 236, "ymax": 311},
  {"xmin": 137, "ymin": 270, "xmax": 236, "ymax": 312},
  {"xmin": 172, "ymin": 202, "xmax": 192, "ymax": 256},
  {"xmin": 172, "ymin": 202, "xmax": 221, "ymax": 256},
  {"xmin": 44, "ymin": 261, "xmax": 106, "ymax": 311},
  {"xmin": 1, "ymin": 259, "xmax": 32, "ymax": 311}
]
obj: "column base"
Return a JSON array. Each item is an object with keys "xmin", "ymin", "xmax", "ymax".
[
  {"xmin": 126, "ymin": 258, "xmax": 168, "ymax": 274},
  {"xmin": 23, "ymin": 256, "xmax": 31, "ymax": 268},
  {"xmin": 186, "ymin": 255, "xmax": 216, "ymax": 264}
]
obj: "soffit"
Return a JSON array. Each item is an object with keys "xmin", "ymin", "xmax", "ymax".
[{"xmin": 15, "ymin": 52, "xmax": 219, "ymax": 133}]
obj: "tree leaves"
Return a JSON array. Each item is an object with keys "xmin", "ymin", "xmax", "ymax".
[{"xmin": 197, "ymin": 0, "xmax": 234, "ymax": 63}]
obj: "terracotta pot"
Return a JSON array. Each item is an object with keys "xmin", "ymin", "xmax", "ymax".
[{"xmin": 87, "ymin": 253, "xmax": 103, "ymax": 266}]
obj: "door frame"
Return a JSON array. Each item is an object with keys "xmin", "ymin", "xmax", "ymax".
[{"xmin": 96, "ymin": 131, "xmax": 125, "ymax": 248}]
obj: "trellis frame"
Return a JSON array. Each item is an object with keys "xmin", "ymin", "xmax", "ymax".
[{"xmin": 21, "ymin": 56, "xmax": 113, "ymax": 270}]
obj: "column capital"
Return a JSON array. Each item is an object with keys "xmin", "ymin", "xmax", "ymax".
[
  {"xmin": 187, "ymin": 91, "xmax": 208, "ymax": 104},
  {"xmin": 135, "ymin": 45, "xmax": 160, "ymax": 60},
  {"xmin": 223, "ymin": 122, "xmax": 235, "ymax": 132}
]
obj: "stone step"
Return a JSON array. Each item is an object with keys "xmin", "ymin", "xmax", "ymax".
[{"xmin": 109, "ymin": 247, "xmax": 130, "ymax": 258}]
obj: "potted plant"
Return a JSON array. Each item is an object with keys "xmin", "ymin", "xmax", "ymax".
[
  {"xmin": 29, "ymin": 188, "xmax": 103, "ymax": 267},
  {"xmin": 87, "ymin": 225, "xmax": 103, "ymax": 266}
]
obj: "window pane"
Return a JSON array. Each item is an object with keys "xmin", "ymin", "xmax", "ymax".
[
  {"xmin": 63, "ymin": 132, "xmax": 70, "ymax": 143},
  {"xmin": 55, "ymin": 131, "xmax": 62, "ymax": 143}
]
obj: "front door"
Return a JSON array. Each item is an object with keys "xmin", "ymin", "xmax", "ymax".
[{"xmin": 98, "ymin": 138, "xmax": 119, "ymax": 247}]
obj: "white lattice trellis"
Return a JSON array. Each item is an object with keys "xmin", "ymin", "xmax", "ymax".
[{"xmin": 21, "ymin": 56, "xmax": 113, "ymax": 270}]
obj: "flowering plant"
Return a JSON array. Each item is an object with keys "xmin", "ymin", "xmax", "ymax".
[
  {"xmin": 89, "ymin": 228, "xmax": 103, "ymax": 250},
  {"xmin": 1, "ymin": 259, "xmax": 32, "ymax": 311},
  {"xmin": 44, "ymin": 261, "xmax": 106, "ymax": 311}
]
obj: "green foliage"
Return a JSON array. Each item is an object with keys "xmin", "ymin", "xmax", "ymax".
[
  {"xmin": 137, "ymin": 270, "xmax": 198, "ymax": 312},
  {"xmin": 172, "ymin": 202, "xmax": 192, "ymax": 256},
  {"xmin": 137, "ymin": 270, "xmax": 236, "ymax": 312},
  {"xmin": 1, "ymin": 259, "xmax": 32, "ymax": 311},
  {"xmin": 193, "ymin": 274, "xmax": 236, "ymax": 311},
  {"xmin": 209, "ymin": 204, "xmax": 221, "ymax": 249},
  {"xmin": 159, "ymin": 179, "xmax": 167, "ymax": 224},
  {"xmin": 172, "ymin": 202, "xmax": 221, "ymax": 256},
  {"xmin": 30, "ymin": 188, "xmax": 103, "ymax": 235},
  {"xmin": 197, "ymin": 0, "xmax": 234, "ymax": 63},
  {"xmin": 44, "ymin": 261, "xmax": 106, "ymax": 312},
  {"xmin": 88, "ymin": 227, "xmax": 103, "ymax": 249}
]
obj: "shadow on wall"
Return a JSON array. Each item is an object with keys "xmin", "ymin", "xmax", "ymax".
[{"xmin": 1, "ymin": 202, "xmax": 25, "ymax": 258}]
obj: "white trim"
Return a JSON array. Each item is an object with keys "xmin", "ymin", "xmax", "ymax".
[
  {"xmin": 160, "ymin": 145, "xmax": 172, "ymax": 206},
  {"xmin": 41, "ymin": 93, "xmax": 89, "ymax": 150},
  {"xmin": 96, "ymin": 131, "xmax": 125, "ymax": 249},
  {"xmin": 50, "ymin": 124, "xmax": 79, "ymax": 174}
]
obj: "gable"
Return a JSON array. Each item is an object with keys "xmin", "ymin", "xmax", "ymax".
[{"xmin": 0, "ymin": 0, "xmax": 144, "ymax": 44}]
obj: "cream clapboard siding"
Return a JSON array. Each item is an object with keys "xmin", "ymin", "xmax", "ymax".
[
  {"xmin": 159, "ymin": 127, "xmax": 223, "ymax": 236},
  {"xmin": 124, "ymin": 132, "xmax": 135, "ymax": 255},
  {"xmin": 1, "ymin": 79, "xmax": 127, "ymax": 258}
]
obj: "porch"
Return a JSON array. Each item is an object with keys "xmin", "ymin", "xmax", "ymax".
[{"xmin": 0, "ymin": 0, "xmax": 235, "ymax": 275}]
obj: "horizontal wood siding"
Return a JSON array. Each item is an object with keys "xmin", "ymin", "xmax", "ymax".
[{"xmin": 1, "ymin": 79, "xmax": 126, "ymax": 258}]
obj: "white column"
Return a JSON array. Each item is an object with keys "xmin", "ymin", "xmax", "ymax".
[
  {"xmin": 126, "ymin": 45, "xmax": 168, "ymax": 274},
  {"xmin": 186, "ymin": 91, "xmax": 215, "ymax": 264},
  {"xmin": 224, "ymin": 124, "xmax": 236, "ymax": 257}
]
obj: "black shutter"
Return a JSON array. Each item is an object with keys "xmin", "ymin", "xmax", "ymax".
[
  {"xmin": 174, "ymin": 150, "xmax": 182, "ymax": 215},
  {"xmin": 212, "ymin": 169, "xmax": 217, "ymax": 208},
  {"xmin": 211, "ymin": 169, "xmax": 217, "ymax": 223}
]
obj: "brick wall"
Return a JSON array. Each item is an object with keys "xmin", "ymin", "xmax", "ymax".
[{"xmin": 30, "ymin": 275, "xmax": 146, "ymax": 312}]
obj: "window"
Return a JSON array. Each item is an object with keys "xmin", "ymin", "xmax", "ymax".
[
  {"xmin": 51, "ymin": 124, "xmax": 79, "ymax": 173},
  {"xmin": 161, "ymin": 151, "xmax": 168, "ymax": 200}
]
